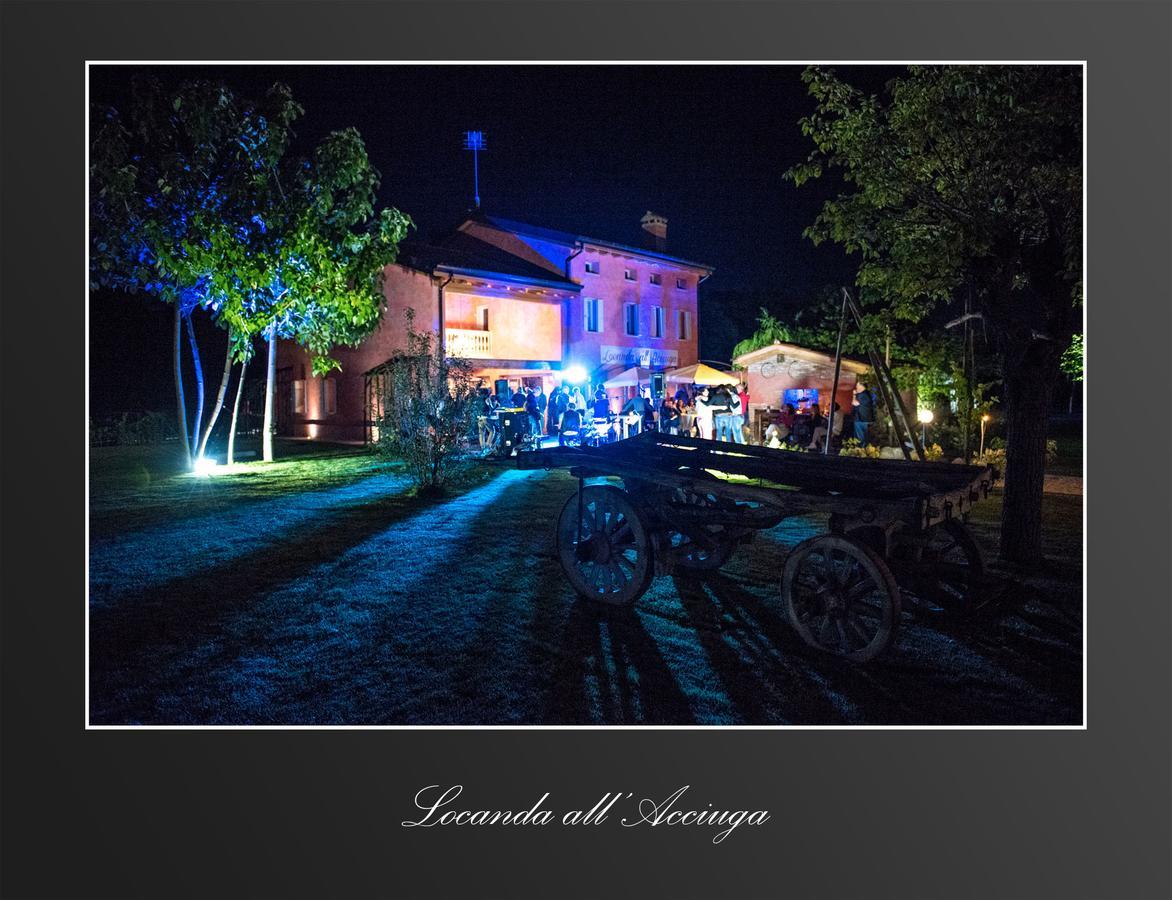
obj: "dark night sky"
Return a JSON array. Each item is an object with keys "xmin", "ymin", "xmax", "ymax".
[{"xmin": 89, "ymin": 64, "xmax": 900, "ymax": 417}]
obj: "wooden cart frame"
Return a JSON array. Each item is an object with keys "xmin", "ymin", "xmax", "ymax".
[{"xmin": 516, "ymin": 431, "xmax": 998, "ymax": 662}]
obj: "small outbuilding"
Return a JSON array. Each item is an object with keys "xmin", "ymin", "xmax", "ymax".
[{"xmin": 734, "ymin": 342, "xmax": 871, "ymax": 441}]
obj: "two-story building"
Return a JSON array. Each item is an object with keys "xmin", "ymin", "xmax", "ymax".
[{"xmin": 277, "ymin": 211, "xmax": 714, "ymax": 442}]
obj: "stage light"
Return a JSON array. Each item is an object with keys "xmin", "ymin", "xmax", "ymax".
[{"xmin": 563, "ymin": 365, "xmax": 588, "ymax": 384}]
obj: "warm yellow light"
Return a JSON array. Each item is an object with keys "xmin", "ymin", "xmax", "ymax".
[
  {"xmin": 917, "ymin": 409, "xmax": 934, "ymax": 424},
  {"xmin": 981, "ymin": 414, "xmax": 991, "ymax": 422}
]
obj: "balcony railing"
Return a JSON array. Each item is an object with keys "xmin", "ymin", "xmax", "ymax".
[{"xmin": 445, "ymin": 328, "xmax": 493, "ymax": 359}]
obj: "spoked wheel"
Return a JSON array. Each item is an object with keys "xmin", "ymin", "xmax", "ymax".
[
  {"xmin": 556, "ymin": 485, "xmax": 654, "ymax": 606},
  {"xmin": 782, "ymin": 534, "xmax": 901, "ymax": 663},
  {"xmin": 662, "ymin": 488, "xmax": 738, "ymax": 571},
  {"xmin": 890, "ymin": 520, "xmax": 986, "ymax": 617}
]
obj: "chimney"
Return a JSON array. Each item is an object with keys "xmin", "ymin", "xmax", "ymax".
[{"xmin": 640, "ymin": 211, "xmax": 668, "ymax": 252}]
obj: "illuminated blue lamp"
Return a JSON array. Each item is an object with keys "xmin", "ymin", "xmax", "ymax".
[{"xmin": 562, "ymin": 364, "xmax": 588, "ymax": 384}]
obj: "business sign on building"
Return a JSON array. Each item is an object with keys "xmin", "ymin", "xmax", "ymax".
[{"xmin": 600, "ymin": 345, "xmax": 679, "ymax": 368}]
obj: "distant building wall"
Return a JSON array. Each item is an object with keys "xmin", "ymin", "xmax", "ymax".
[
  {"xmin": 565, "ymin": 246, "xmax": 700, "ymax": 377},
  {"xmin": 277, "ymin": 262, "xmax": 440, "ymax": 442}
]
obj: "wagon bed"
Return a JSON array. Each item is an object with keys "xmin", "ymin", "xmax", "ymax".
[
  {"xmin": 517, "ymin": 431, "xmax": 995, "ymax": 531},
  {"xmin": 517, "ymin": 432, "xmax": 999, "ymax": 663}
]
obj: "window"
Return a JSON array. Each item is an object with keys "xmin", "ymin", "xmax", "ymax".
[
  {"xmin": 477, "ymin": 305, "xmax": 489, "ymax": 330},
  {"xmin": 624, "ymin": 267, "xmax": 636, "ymax": 281},
  {"xmin": 676, "ymin": 277, "xmax": 688, "ymax": 290},
  {"xmin": 323, "ymin": 378, "xmax": 337, "ymax": 416},
  {"xmin": 292, "ymin": 380, "xmax": 305, "ymax": 415},
  {"xmin": 648, "ymin": 272, "xmax": 662, "ymax": 286},
  {"xmin": 624, "ymin": 303, "xmax": 640, "ymax": 336},
  {"xmin": 677, "ymin": 309, "xmax": 692, "ymax": 340},
  {"xmin": 584, "ymin": 259, "xmax": 600, "ymax": 275},
  {"xmin": 584, "ymin": 297, "xmax": 602, "ymax": 333},
  {"xmin": 652, "ymin": 306, "xmax": 664, "ymax": 338}
]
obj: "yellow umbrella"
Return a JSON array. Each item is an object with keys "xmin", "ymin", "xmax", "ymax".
[{"xmin": 665, "ymin": 363, "xmax": 740, "ymax": 386}]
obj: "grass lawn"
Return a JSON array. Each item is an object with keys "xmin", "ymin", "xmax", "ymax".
[{"xmin": 89, "ymin": 440, "xmax": 1083, "ymax": 726}]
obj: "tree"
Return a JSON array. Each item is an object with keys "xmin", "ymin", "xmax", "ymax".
[
  {"xmin": 373, "ymin": 310, "xmax": 476, "ymax": 493},
  {"xmin": 731, "ymin": 308, "xmax": 795, "ymax": 359},
  {"xmin": 788, "ymin": 65, "xmax": 1082, "ymax": 564},
  {"xmin": 90, "ymin": 78, "xmax": 302, "ymax": 467},
  {"xmin": 179, "ymin": 124, "xmax": 412, "ymax": 462},
  {"xmin": 91, "ymin": 78, "xmax": 411, "ymax": 465}
]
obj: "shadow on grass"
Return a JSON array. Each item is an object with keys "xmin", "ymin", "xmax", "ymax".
[
  {"xmin": 671, "ymin": 567, "xmax": 1081, "ymax": 725},
  {"xmin": 542, "ymin": 601, "xmax": 697, "ymax": 725},
  {"xmin": 89, "ymin": 466, "xmax": 510, "ymax": 723}
]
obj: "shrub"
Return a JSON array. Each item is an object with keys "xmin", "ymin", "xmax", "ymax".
[
  {"xmin": 372, "ymin": 311, "xmax": 476, "ymax": 492},
  {"xmin": 839, "ymin": 438, "xmax": 881, "ymax": 459}
]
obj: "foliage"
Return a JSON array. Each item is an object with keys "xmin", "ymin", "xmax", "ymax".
[
  {"xmin": 788, "ymin": 65, "xmax": 1082, "ymax": 320},
  {"xmin": 91, "ymin": 77, "xmax": 413, "ymax": 373},
  {"xmin": 374, "ymin": 312, "xmax": 477, "ymax": 491},
  {"xmin": 786, "ymin": 65, "xmax": 1082, "ymax": 561},
  {"xmin": 1060, "ymin": 333, "xmax": 1084, "ymax": 382},
  {"xmin": 731, "ymin": 308, "xmax": 796, "ymax": 359},
  {"xmin": 977, "ymin": 439, "xmax": 1056, "ymax": 468},
  {"xmin": 838, "ymin": 438, "xmax": 881, "ymax": 459},
  {"xmin": 90, "ymin": 411, "xmax": 179, "ymax": 447}
]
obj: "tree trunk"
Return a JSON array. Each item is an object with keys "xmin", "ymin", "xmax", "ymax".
[
  {"xmin": 185, "ymin": 314, "xmax": 205, "ymax": 460},
  {"xmin": 173, "ymin": 304, "xmax": 191, "ymax": 469},
  {"xmin": 262, "ymin": 326, "xmax": 277, "ymax": 462},
  {"xmin": 227, "ymin": 356, "xmax": 249, "ymax": 466},
  {"xmin": 998, "ymin": 339, "xmax": 1056, "ymax": 565},
  {"xmin": 197, "ymin": 330, "xmax": 235, "ymax": 459}
]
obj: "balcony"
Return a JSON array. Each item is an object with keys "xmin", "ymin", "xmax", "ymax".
[{"xmin": 445, "ymin": 328, "xmax": 493, "ymax": 359}]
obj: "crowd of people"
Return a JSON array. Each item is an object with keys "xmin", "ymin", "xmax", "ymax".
[
  {"xmin": 761, "ymin": 381, "xmax": 876, "ymax": 449},
  {"xmin": 470, "ymin": 377, "xmax": 879, "ymax": 454}
]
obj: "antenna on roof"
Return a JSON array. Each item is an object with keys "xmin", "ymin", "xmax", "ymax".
[{"xmin": 462, "ymin": 130, "xmax": 486, "ymax": 208}]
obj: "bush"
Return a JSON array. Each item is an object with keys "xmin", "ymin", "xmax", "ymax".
[
  {"xmin": 372, "ymin": 312, "xmax": 476, "ymax": 492},
  {"xmin": 839, "ymin": 438, "xmax": 881, "ymax": 459},
  {"xmin": 90, "ymin": 411, "xmax": 178, "ymax": 447}
]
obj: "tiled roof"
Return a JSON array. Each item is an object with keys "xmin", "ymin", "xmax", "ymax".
[
  {"xmin": 481, "ymin": 214, "xmax": 715, "ymax": 272},
  {"xmin": 395, "ymin": 231, "xmax": 579, "ymax": 290}
]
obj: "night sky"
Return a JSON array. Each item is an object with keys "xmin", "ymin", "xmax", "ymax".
[{"xmin": 89, "ymin": 64, "xmax": 900, "ymax": 417}]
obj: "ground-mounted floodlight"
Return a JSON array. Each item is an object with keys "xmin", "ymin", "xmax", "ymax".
[{"xmin": 193, "ymin": 456, "xmax": 219, "ymax": 477}]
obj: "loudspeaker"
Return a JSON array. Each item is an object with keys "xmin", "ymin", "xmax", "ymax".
[{"xmin": 651, "ymin": 372, "xmax": 665, "ymax": 398}]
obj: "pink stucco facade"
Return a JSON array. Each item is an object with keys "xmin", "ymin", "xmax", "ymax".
[{"xmin": 277, "ymin": 213, "xmax": 713, "ymax": 442}]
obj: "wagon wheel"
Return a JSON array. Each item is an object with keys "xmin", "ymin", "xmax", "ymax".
[
  {"xmin": 556, "ymin": 485, "xmax": 654, "ymax": 606},
  {"xmin": 890, "ymin": 520, "xmax": 986, "ymax": 617},
  {"xmin": 782, "ymin": 534, "xmax": 901, "ymax": 663},
  {"xmin": 665, "ymin": 487, "xmax": 737, "ymax": 570}
]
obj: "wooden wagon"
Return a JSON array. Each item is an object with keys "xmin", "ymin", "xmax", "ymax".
[{"xmin": 516, "ymin": 432, "xmax": 998, "ymax": 662}]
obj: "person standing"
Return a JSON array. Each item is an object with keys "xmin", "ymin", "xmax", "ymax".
[
  {"xmin": 523, "ymin": 388, "xmax": 541, "ymax": 440},
  {"xmin": 535, "ymin": 386, "xmax": 547, "ymax": 427},
  {"xmin": 728, "ymin": 387, "xmax": 747, "ymax": 444},
  {"xmin": 549, "ymin": 386, "xmax": 568, "ymax": 435},
  {"xmin": 694, "ymin": 386, "xmax": 716, "ymax": 440},
  {"xmin": 591, "ymin": 388, "xmax": 611, "ymax": 420},
  {"xmin": 659, "ymin": 396, "xmax": 680, "ymax": 435},
  {"xmin": 511, "ymin": 385, "xmax": 526, "ymax": 407},
  {"xmin": 852, "ymin": 381, "xmax": 876, "ymax": 445}
]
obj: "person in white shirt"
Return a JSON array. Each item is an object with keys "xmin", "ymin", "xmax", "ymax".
[{"xmin": 694, "ymin": 386, "xmax": 715, "ymax": 440}]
